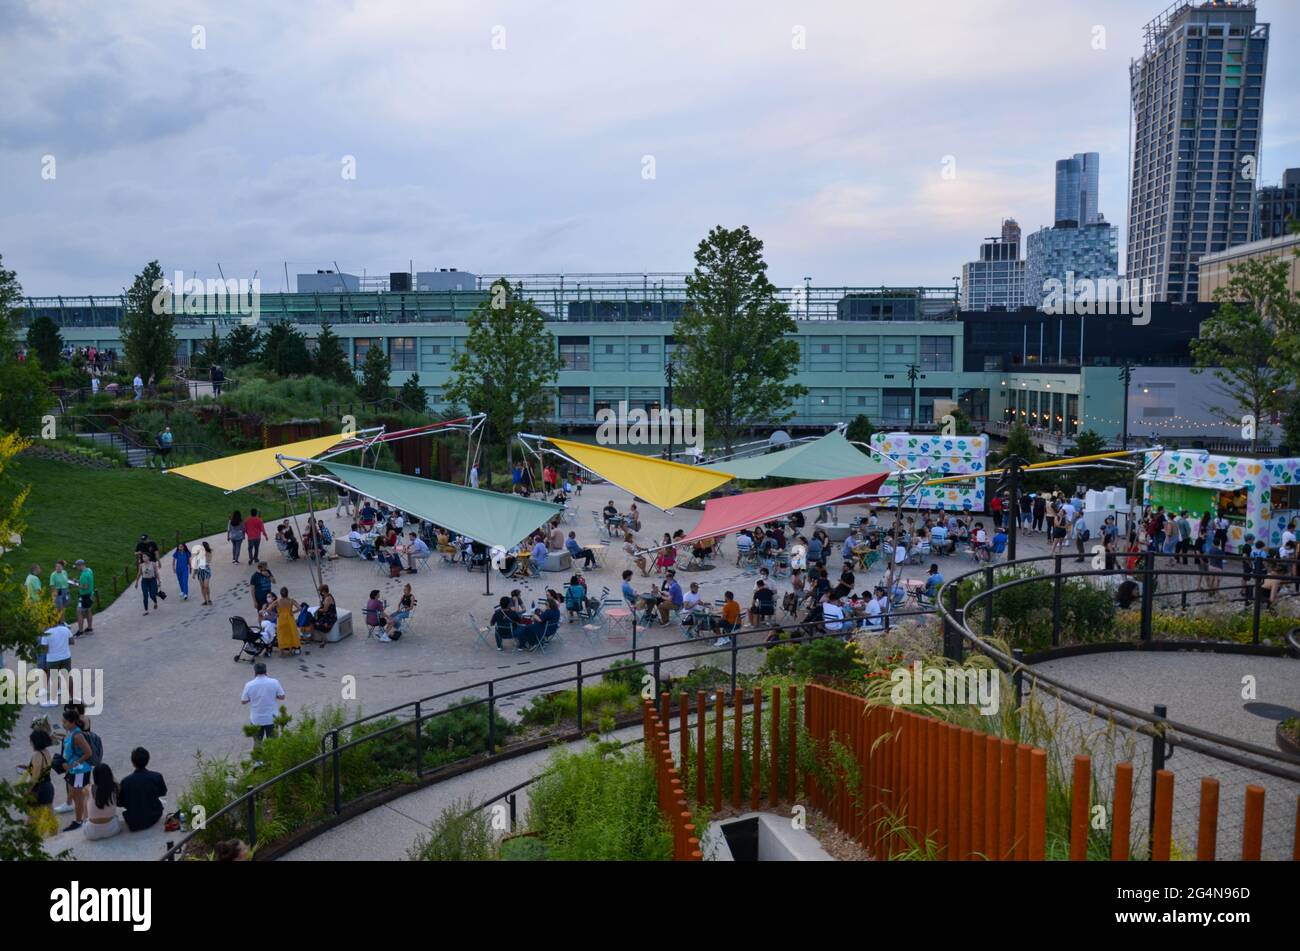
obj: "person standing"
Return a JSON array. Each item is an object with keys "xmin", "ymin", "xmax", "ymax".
[
  {"xmin": 24, "ymin": 564, "xmax": 43, "ymax": 605},
  {"xmin": 240, "ymin": 663, "xmax": 285, "ymax": 743},
  {"xmin": 192, "ymin": 542, "xmax": 213, "ymax": 605},
  {"xmin": 71, "ymin": 559, "xmax": 95, "ymax": 634},
  {"xmin": 58, "ymin": 708, "xmax": 95, "ymax": 832},
  {"xmin": 250, "ymin": 562, "xmax": 276, "ymax": 611},
  {"xmin": 469, "ymin": 463, "xmax": 479, "ymax": 490},
  {"xmin": 157, "ymin": 427, "xmax": 174, "ymax": 471},
  {"xmin": 171, "ymin": 541, "xmax": 191, "ymax": 600},
  {"xmin": 132, "ymin": 373, "xmax": 144, "ymax": 400},
  {"xmin": 243, "ymin": 508, "xmax": 268, "ymax": 565},
  {"xmin": 39, "ymin": 620, "xmax": 75, "ymax": 707},
  {"xmin": 135, "ymin": 553, "xmax": 160, "ymax": 615},
  {"xmin": 227, "ymin": 510, "xmax": 245, "ymax": 564},
  {"xmin": 275, "ymin": 587, "xmax": 302, "ymax": 656},
  {"xmin": 48, "ymin": 560, "xmax": 71, "ymax": 617}
]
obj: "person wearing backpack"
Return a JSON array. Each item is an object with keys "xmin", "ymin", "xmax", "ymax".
[{"xmin": 57, "ymin": 707, "xmax": 96, "ymax": 832}]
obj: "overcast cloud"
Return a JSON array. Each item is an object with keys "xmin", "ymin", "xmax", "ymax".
[{"xmin": 1, "ymin": 0, "xmax": 1296, "ymax": 295}]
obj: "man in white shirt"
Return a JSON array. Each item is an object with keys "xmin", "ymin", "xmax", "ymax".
[
  {"xmin": 821, "ymin": 596, "xmax": 846, "ymax": 634},
  {"xmin": 404, "ymin": 532, "xmax": 431, "ymax": 571},
  {"xmin": 863, "ymin": 592, "xmax": 883, "ymax": 630},
  {"xmin": 240, "ymin": 663, "xmax": 285, "ymax": 742},
  {"xmin": 469, "ymin": 465, "xmax": 479, "ymax": 490},
  {"xmin": 39, "ymin": 622, "xmax": 75, "ymax": 707}
]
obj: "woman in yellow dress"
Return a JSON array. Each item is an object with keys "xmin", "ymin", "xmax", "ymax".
[{"xmin": 275, "ymin": 586, "xmax": 302, "ymax": 656}]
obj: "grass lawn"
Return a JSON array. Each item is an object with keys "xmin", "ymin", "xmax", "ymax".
[{"xmin": 4, "ymin": 456, "xmax": 310, "ymax": 611}]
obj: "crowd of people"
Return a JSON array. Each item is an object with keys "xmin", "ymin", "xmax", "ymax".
[{"xmin": 17, "ymin": 704, "xmax": 168, "ymax": 841}]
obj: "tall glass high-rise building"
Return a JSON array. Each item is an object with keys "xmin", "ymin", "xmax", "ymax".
[
  {"xmin": 1055, "ymin": 153, "xmax": 1101, "ymax": 226},
  {"xmin": 1127, "ymin": 1, "xmax": 1269, "ymax": 304}
]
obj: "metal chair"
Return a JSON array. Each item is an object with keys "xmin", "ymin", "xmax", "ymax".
[{"xmin": 467, "ymin": 613, "xmax": 494, "ymax": 650}]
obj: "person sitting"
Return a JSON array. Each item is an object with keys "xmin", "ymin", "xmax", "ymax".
[
  {"xmin": 715, "ymin": 591, "xmax": 741, "ymax": 646},
  {"xmin": 349, "ymin": 524, "xmax": 375, "ymax": 560},
  {"xmin": 565, "ymin": 531, "xmax": 597, "ymax": 568},
  {"xmin": 655, "ymin": 534, "xmax": 677, "ymax": 574},
  {"xmin": 83, "ymin": 763, "xmax": 122, "ymax": 841},
  {"xmin": 990, "ymin": 527, "xmax": 1008, "ymax": 559},
  {"xmin": 490, "ymin": 596, "xmax": 533, "ymax": 651},
  {"xmin": 364, "ymin": 589, "xmax": 393, "ymax": 642},
  {"xmin": 565, "ymin": 575, "xmax": 589, "ymax": 621},
  {"xmin": 386, "ymin": 584, "xmax": 416, "ymax": 637},
  {"xmin": 404, "ymin": 533, "xmax": 430, "ymax": 572},
  {"xmin": 276, "ymin": 523, "xmax": 300, "ymax": 561},
  {"xmin": 924, "ymin": 564, "xmax": 944, "ymax": 603},
  {"xmin": 623, "ymin": 532, "xmax": 649, "ymax": 576},
  {"xmin": 602, "ymin": 501, "xmax": 621, "ymax": 535},
  {"xmin": 529, "ymin": 596, "xmax": 561, "ymax": 647},
  {"xmin": 734, "ymin": 531, "xmax": 754, "ymax": 565},
  {"xmin": 930, "ymin": 523, "xmax": 951, "ymax": 556},
  {"xmin": 529, "ymin": 536, "xmax": 548, "ymax": 575},
  {"xmin": 118, "ymin": 747, "xmax": 167, "ymax": 833},
  {"xmin": 358, "ymin": 502, "xmax": 377, "ymax": 531},
  {"xmin": 807, "ymin": 534, "xmax": 824, "ymax": 567},
  {"xmin": 748, "ymin": 580, "xmax": 776, "ymax": 626},
  {"xmin": 821, "ymin": 594, "xmax": 847, "ymax": 635},
  {"xmin": 306, "ymin": 585, "xmax": 338, "ymax": 647}
]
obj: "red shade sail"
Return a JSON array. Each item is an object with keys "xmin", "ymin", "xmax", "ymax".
[{"xmin": 676, "ymin": 472, "xmax": 891, "ymax": 546}]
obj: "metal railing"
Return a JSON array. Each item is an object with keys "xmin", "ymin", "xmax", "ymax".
[
  {"xmin": 159, "ymin": 608, "xmax": 935, "ymax": 860},
  {"xmin": 936, "ymin": 551, "xmax": 1300, "ymax": 859}
]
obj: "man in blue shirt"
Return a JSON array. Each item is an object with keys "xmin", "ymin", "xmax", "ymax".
[
  {"xmin": 991, "ymin": 527, "xmax": 1008, "ymax": 558},
  {"xmin": 924, "ymin": 564, "xmax": 944, "ymax": 602},
  {"xmin": 620, "ymin": 570, "xmax": 638, "ymax": 609},
  {"xmin": 530, "ymin": 537, "xmax": 548, "ymax": 566},
  {"xmin": 565, "ymin": 531, "xmax": 596, "ymax": 568},
  {"xmin": 660, "ymin": 570, "xmax": 684, "ymax": 624}
]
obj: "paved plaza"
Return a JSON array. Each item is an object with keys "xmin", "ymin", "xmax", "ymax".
[{"xmin": 15, "ymin": 479, "xmax": 1300, "ymax": 860}]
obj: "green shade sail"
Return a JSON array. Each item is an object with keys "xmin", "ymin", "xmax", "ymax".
[
  {"xmin": 317, "ymin": 462, "xmax": 563, "ymax": 550},
  {"xmin": 700, "ymin": 429, "xmax": 878, "ymax": 482}
]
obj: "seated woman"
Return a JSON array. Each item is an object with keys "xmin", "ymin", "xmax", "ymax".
[
  {"xmin": 387, "ymin": 584, "xmax": 417, "ymax": 636},
  {"xmin": 623, "ymin": 532, "xmax": 649, "ymax": 577},
  {"xmin": 564, "ymin": 575, "xmax": 588, "ymax": 621},
  {"xmin": 307, "ymin": 585, "xmax": 338, "ymax": 647},
  {"xmin": 654, "ymin": 534, "xmax": 677, "ymax": 574},
  {"xmin": 277, "ymin": 523, "xmax": 300, "ymax": 560},
  {"xmin": 83, "ymin": 764, "xmax": 122, "ymax": 841}
]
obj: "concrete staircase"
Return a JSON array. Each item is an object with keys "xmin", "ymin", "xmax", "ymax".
[{"xmin": 77, "ymin": 430, "xmax": 150, "ymax": 467}]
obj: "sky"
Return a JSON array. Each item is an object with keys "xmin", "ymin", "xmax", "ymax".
[{"xmin": 2, "ymin": 0, "xmax": 1297, "ymax": 297}]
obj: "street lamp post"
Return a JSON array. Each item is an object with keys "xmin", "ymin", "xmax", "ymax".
[
  {"xmin": 907, "ymin": 363, "xmax": 920, "ymax": 428},
  {"xmin": 664, "ymin": 358, "xmax": 675, "ymax": 460},
  {"xmin": 1119, "ymin": 363, "xmax": 1134, "ymax": 450}
]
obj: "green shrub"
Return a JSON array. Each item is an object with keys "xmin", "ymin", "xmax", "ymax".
[
  {"xmin": 955, "ymin": 567, "xmax": 1115, "ymax": 651},
  {"xmin": 519, "ymin": 681, "xmax": 641, "ymax": 729},
  {"xmin": 791, "ymin": 637, "xmax": 860, "ymax": 681},
  {"xmin": 601, "ymin": 658, "xmax": 648, "ymax": 691},
  {"xmin": 177, "ymin": 753, "xmax": 247, "ymax": 848},
  {"xmin": 423, "ymin": 696, "xmax": 514, "ymax": 762},
  {"xmin": 759, "ymin": 644, "xmax": 799, "ymax": 676},
  {"xmin": 526, "ymin": 743, "xmax": 673, "ymax": 861},
  {"xmin": 499, "ymin": 835, "xmax": 550, "ymax": 861},
  {"xmin": 407, "ymin": 798, "xmax": 497, "ymax": 861},
  {"xmin": 667, "ymin": 663, "xmax": 730, "ymax": 696}
]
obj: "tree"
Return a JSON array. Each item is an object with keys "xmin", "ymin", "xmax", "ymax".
[
  {"xmin": 844, "ymin": 414, "xmax": 873, "ymax": 445},
  {"xmin": 674, "ymin": 226, "xmax": 805, "ymax": 454},
  {"xmin": 259, "ymin": 321, "xmax": 312, "ymax": 377},
  {"xmin": 0, "ymin": 431, "xmax": 56, "ymax": 859},
  {"xmin": 998, "ymin": 422, "xmax": 1040, "ymax": 466},
  {"xmin": 444, "ymin": 281, "xmax": 562, "ymax": 478},
  {"xmin": 190, "ymin": 325, "xmax": 223, "ymax": 371},
  {"xmin": 0, "ymin": 260, "xmax": 52, "ymax": 436},
  {"xmin": 25, "ymin": 316, "xmax": 63, "ymax": 370},
  {"xmin": 399, "ymin": 373, "xmax": 428, "ymax": 413},
  {"xmin": 312, "ymin": 321, "xmax": 353, "ymax": 385},
  {"xmin": 121, "ymin": 261, "xmax": 177, "ymax": 385},
  {"xmin": 1072, "ymin": 429, "xmax": 1107, "ymax": 456},
  {"xmin": 223, "ymin": 324, "xmax": 263, "ymax": 368},
  {"xmin": 1190, "ymin": 256, "xmax": 1294, "ymax": 452},
  {"xmin": 358, "ymin": 342, "xmax": 392, "ymax": 404}
]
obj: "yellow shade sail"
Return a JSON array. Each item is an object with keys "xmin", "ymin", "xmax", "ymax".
[
  {"xmin": 168, "ymin": 433, "xmax": 349, "ymax": 493},
  {"xmin": 548, "ymin": 437, "xmax": 734, "ymax": 510}
]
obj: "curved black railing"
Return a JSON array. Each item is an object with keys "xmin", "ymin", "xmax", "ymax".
[
  {"xmin": 936, "ymin": 551, "xmax": 1300, "ymax": 858},
  {"xmin": 158, "ymin": 607, "xmax": 933, "ymax": 860}
]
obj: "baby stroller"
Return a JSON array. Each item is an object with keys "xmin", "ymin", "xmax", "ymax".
[{"xmin": 231, "ymin": 616, "xmax": 273, "ymax": 663}]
